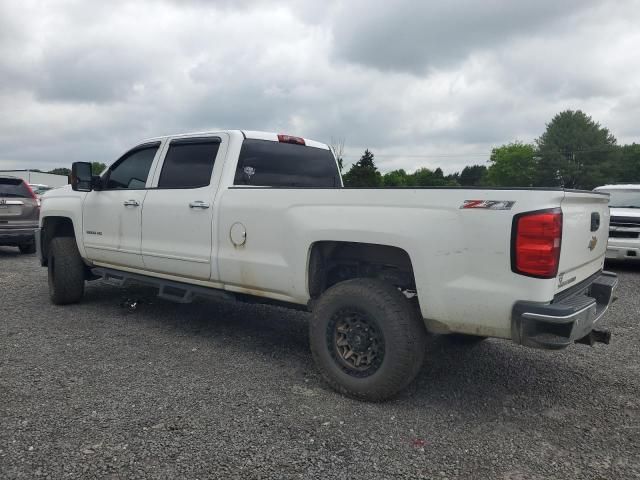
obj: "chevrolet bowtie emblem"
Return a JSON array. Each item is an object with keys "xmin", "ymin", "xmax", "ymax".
[{"xmin": 588, "ymin": 236, "xmax": 598, "ymax": 251}]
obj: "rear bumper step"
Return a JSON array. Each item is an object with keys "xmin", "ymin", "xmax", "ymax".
[{"xmin": 511, "ymin": 271, "xmax": 618, "ymax": 350}]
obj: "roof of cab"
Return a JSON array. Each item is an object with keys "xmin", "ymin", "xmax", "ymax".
[
  {"xmin": 242, "ymin": 131, "xmax": 329, "ymax": 150},
  {"xmin": 142, "ymin": 130, "xmax": 329, "ymax": 150}
]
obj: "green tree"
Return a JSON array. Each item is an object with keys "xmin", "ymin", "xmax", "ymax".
[
  {"xmin": 409, "ymin": 167, "xmax": 458, "ymax": 186},
  {"xmin": 47, "ymin": 167, "xmax": 71, "ymax": 176},
  {"xmin": 458, "ymin": 165, "xmax": 487, "ymax": 186},
  {"xmin": 535, "ymin": 110, "xmax": 617, "ymax": 189},
  {"xmin": 342, "ymin": 149, "xmax": 382, "ymax": 187},
  {"xmin": 410, "ymin": 168, "xmax": 435, "ymax": 186},
  {"xmin": 446, "ymin": 172, "xmax": 460, "ymax": 184},
  {"xmin": 383, "ymin": 169, "xmax": 409, "ymax": 186},
  {"xmin": 615, "ymin": 144, "xmax": 640, "ymax": 183},
  {"xmin": 486, "ymin": 142, "xmax": 537, "ymax": 187},
  {"xmin": 91, "ymin": 162, "xmax": 107, "ymax": 175}
]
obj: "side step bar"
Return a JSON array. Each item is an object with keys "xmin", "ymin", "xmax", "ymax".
[{"xmin": 92, "ymin": 267, "xmax": 235, "ymax": 304}]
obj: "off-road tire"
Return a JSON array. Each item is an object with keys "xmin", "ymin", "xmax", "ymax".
[
  {"xmin": 48, "ymin": 236, "xmax": 85, "ymax": 305},
  {"xmin": 18, "ymin": 242, "xmax": 36, "ymax": 254},
  {"xmin": 309, "ymin": 278, "xmax": 427, "ymax": 402}
]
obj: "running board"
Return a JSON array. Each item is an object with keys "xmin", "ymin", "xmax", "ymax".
[{"xmin": 92, "ymin": 267, "xmax": 234, "ymax": 304}]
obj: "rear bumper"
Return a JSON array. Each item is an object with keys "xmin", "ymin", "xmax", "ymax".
[
  {"xmin": 512, "ymin": 271, "xmax": 618, "ymax": 350},
  {"xmin": 0, "ymin": 227, "xmax": 37, "ymax": 246}
]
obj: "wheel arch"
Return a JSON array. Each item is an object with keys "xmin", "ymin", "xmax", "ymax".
[
  {"xmin": 307, "ymin": 241, "xmax": 418, "ymax": 300},
  {"xmin": 40, "ymin": 216, "xmax": 79, "ymax": 266}
]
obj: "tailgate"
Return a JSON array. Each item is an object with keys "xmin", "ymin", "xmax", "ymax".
[{"xmin": 556, "ymin": 191, "xmax": 610, "ymax": 294}]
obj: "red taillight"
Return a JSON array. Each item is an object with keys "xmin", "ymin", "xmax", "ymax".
[
  {"xmin": 24, "ymin": 182, "xmax": 37, "ymax": 200},
  {"xmin": 24, "ymin": 182, "xmax": 41, "ymax": 208},
  {"xmin": 277, "ymin": 134, "xmax": 305, "ymax": 146},
  {"xmin": 512, "ymin": 209, "xmax": 562, "ymax": 278}
]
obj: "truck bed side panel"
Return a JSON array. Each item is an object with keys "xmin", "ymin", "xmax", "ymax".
[{"xmin": 215, "ymin": 188, "xmax": 567, "ymax": 338}]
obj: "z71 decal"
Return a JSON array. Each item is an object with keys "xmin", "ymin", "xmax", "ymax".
[{"xmin": 460, "ymin": 200, "xmax": 515, "ymax": 210}]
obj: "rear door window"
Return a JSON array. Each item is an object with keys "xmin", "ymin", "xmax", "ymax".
[
  {"xmin": 234, "ymin": 139, "xmax": 340, "ymax": 187},
  {"xmin": 0, "ymin": 178, "xmax": 31, "ymax": 198},
  {"xmin": 104, "ymin": 144, "xmax": 159, "ymax": 190},
  {"xmin": 157, "ymin": 138, "xmax": 220, "ymax": 189}
]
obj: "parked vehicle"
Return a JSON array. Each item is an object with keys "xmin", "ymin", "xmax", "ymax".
[
  {"xmin": 36, "ymin": 130, "xmax": 618, "ymax": 400},
  {"xmin": 29, "ymin": 184, "xmax": 53, "ymax": 197},
  {"xmin": 27, "ymin": 184, "xmax": 54, "ymax": 207},
  {"xmin": 594, "ymin": 184, "xmax": 640, "ymax": 261},
  {"xmin": 0, "ymin": 176, "xmax": 39, "ymax": 254}
]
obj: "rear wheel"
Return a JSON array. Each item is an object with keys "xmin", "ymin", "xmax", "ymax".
[
  {"xmin": 309, "ymin": 278, "xmax": 426, "ymax": 401},
  {"xmin": 18, "ymin": 242, "xmax": 36, "ymax": 254},
  {"xmin": 48, "ymin": 237, "xmax": 85, "ymax": 305}
]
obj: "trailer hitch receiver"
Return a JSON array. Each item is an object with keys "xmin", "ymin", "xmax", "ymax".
[{"xmin": 575, "ymin": 328, "xmax": 611, "ymax": 347}]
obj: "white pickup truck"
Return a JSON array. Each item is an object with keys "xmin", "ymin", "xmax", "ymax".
[
  {"xmin": 595, "ymin": 184, "xmax": 640, "ymax": 261},
  {"xmin": 37, "ymin": 130, "xmax": 618, "ymax": 400}
]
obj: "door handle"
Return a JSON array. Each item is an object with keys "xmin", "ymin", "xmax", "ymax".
[
  {"xmin": 123, "ymin": 200, "xmax": 140, "ymax": 207},
  {"xmin": 189, "ymin": 201, "xmax": 210, "ymax": 209}
]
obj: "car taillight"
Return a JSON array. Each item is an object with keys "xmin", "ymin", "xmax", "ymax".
[
  {"xmin": 277, "ymin": 134, "xmax": 305, "ymax": 146},
  {"xmin": 24, "ymin": 182, "xmax": 38, "ymax": 200},
  {"xmin": 512, "ymin": 208, "xmax": 562, "ymax": 278}
]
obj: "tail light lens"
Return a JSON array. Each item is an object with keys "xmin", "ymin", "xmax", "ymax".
[
  {"xmin": 24, "ymin": 182, "xmax": 40, "ymax": 207},
  {"xmin": 512, "ymin": 208, "xmax": 562, "ymax": 278},
  {"xmin": 24, "ymin": 182, "xmax": 36, "ymax": 198}
]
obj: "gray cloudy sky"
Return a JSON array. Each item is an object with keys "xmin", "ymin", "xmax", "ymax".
[{"xmin": 1, "ymin": 0, "xmax": 639, "ymax": 173}]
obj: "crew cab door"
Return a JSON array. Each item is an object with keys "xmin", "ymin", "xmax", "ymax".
[
  {"xmin": 82, "ymin": 142, "xmax": 162, "ymax": 269},
  {"xmin": 140, "ymin": 134, "xmax": 227, "ymax": 280}
]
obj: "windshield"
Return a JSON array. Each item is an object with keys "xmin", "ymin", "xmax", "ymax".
[{"xmin": 598, "ymin": 189, "xmax": 640, "ymax": 208}]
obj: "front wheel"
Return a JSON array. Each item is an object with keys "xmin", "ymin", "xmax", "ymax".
[
  {"xmin": 48, "ymin": 237, "xmax": 85, "ymax": 305},
  {"xmin": 309, "ymin": 278, "xmax": 427, "ymax": 401}
]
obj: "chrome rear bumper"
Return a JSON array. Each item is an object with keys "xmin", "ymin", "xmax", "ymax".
[{"xmin": 512, "ymin": 271, "xmax": 618, "ymax": 350}]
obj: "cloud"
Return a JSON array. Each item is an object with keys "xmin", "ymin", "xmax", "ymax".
[
  {"xmin": 0, "ymin": 0, "xmax": 639, "ymax": 174},
  {"xmin": 330, "ymin": 0, "xmax": 602, "ymax": 73}
]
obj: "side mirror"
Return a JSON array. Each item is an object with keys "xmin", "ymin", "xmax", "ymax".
[{"xmin": 71, "ymin": 162, "xmax": 93, "ymax": 192}]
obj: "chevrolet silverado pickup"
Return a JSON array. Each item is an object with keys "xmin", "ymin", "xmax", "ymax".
[
  {"xmin": 595, "ymin": 184, "xmax": 640, "ymax": 261},
  {"xmin": 36, "ymin": 130, "xmax": 618, "ymax": 401}
]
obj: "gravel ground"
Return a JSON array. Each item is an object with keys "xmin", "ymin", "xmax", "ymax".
[{"xmin": 1, "ymin": 248, "xmax": 639, "ymax": 480}]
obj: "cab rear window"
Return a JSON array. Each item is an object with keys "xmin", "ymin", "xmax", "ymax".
[
  {"xmin": 234, "ymin": 139, "xmax": 340, "ymax": 187},
  {"xmin": 0, "ymin": 178, "xmax": 31, "ymax": 198}
]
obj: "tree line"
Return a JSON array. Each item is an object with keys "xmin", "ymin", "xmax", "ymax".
[{"xmin": 341, "ymin": 110, "xmax": 640, "ymax": 189}]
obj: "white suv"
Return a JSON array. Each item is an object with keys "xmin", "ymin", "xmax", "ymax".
[{"xmin": 595, "ymin": 184, "xmax": 640, "ymax": 261}]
